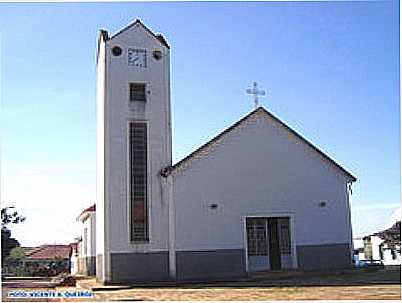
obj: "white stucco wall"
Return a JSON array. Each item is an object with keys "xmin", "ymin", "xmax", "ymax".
[
  {"xmin": 382, "ymin": 247, "xmax": 401, "ymax": 265},
  {"xmin": 353, "ymin": 238, "xmax": 364, "ymax": 250},
  {"xmin": 87, "ymin": 213, "xmax": 96, "ymax": 257},
  {"xmin": 102, "ymin": 23, "xmax": 171, "ymax": 254},
  {"xmin": 70, "ymin": 253, "xmax": 78, "ymax": 275},
  {"xmin": 369, "ymin": 236, "xmax": 383, "ymax": 260},
  {"xmin": 172, "ymin": 112, "xmax": 353, "ymax": 252},
  {"xmin": 96, "ymin": 32, "xmax": 106, "ymax": 260},
  {"xmin": 79, "ymin": 212, "xmax": 96, "ymax": 258},
  {"xmin": 368, "ymin": 235, "xmax": 401, "ymax": 264},
  {"xmin": 91, "ymin": 213, "xmax": 96, "ymax": 257}
]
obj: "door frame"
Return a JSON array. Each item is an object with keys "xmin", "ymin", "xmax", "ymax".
[{"xmin": 243, "ymin": 213, "xmax": 298, "ymax": 273}]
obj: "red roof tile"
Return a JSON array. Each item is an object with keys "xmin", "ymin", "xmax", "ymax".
[
  {"xmin": 77, "ymin": 203, "xmax": 96, "ymax": 221},
  {"xmin": 82, "ymin": 204, "xmax": 96, "ymax": 213},
  {"xmin": 25, "ymin": 245, "xmax": 71, "ymax": 260}
]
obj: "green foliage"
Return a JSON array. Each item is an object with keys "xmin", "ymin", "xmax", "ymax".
[
  {"xmin": 1, "ymin": 229, "xmax": 19, "ymax": 264},
  {"xmin": 7, "ymin": 246, "xmax": 25, "ymax": 261},
  {"xmin": 13, "ymin": 266, "xmax": 26, "ymax": 277},
  {"xmin": 1, "ymin": 206, "xmax": 26, "ymax": 230}
]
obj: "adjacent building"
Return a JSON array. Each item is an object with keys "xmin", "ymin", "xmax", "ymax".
[
  {"xmin": 23, "ymin": 245, "xmax": 71, "ymax": 276},
  {"xmin": 354, "ymin": 221, "xmax": 401, "ymax": 265},
  {"xmin": 76, "ymin": 204, "xmax": 96, "ymax": 276}
]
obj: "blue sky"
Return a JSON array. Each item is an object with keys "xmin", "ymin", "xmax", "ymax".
[{"xmin": 1, "ymin": 1, "xmax": 400, "ymax": 246}]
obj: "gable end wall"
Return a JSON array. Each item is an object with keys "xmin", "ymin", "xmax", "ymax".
[{"xmin": 172, "ymin": 115, "xmax": 352, "ymax": 272}]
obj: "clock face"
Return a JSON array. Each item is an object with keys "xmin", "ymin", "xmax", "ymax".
[{"xmin": 128, "ymin": 49, "xmax": 147, "ymax": 67}]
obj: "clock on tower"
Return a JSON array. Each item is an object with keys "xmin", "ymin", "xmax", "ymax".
[{"xmin": 128, "ymin": 48, "xmax": 147, "ymax": 67}]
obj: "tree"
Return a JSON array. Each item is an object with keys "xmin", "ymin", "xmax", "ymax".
[
  {"xmin": 6, "ymin": 246, "xmax": 26, "ymax": 276},
  {"xmin": 1, "ymin": 207, "xmax": 26, "ymax": 228},
  {"xmin": 1, "ymin": 206, "xmax": 26, "ymax": 264},
  {"xmin": 7, "ymin": 246, "xmax": 26, "ymax": 261}
]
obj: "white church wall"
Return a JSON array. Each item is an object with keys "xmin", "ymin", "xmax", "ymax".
[
  {"xmin": 96, "ymin": 32, "xmax": 106, "ymax": 259},
  {"xmin": 172, "ymin": 112, "xmax": 352, "ymax": 252},
  {"xmin": 96, "ymin": 31, "xmax": 108, "ymax": 281},
  {"xmin": 103, "ymin": 24, "xmax": 171, "ymax": 254}
]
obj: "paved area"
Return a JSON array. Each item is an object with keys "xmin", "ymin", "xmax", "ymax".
[{"xmin": 2, "ymin": 267, "xmax": 401, "ymax": 301}]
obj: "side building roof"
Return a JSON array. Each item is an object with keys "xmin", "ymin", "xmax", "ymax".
[
  {"xmin": 24, "ymin": 245, "xmax": 71, "ymax": 260},
  {"xmin": 77, "ymin": 203, "xmax": 96, "ymax": 222}
]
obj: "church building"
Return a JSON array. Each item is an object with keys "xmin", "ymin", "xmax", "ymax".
[{"xmin": 96, "ymin": 20, "xmax": 356, "ymax": 284}]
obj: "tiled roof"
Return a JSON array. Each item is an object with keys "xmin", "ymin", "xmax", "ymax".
[
  {"xmin": 374, "ymin": 221, "xmax": 401, "ymax": 239},
  {"xmin": 22, "ymin": 247, "xmax": 37, "ymax": 255},
  {"xmin": 81, "ymin": 204, "xmax": 96, "ymax": 214},
  {"xmin": 25, "ymin": 245, "xmax": 71, "ymax": 260},
  {"xmin": 77, "ymin": 203, "xmax": 96, "ymax": 222}
]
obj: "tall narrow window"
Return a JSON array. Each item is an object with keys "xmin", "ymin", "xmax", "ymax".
[
  {"xmin": 130, "ymin": 83, "xmax": 146, "ymax": 102},
  {"xmin": 129, "ymin": 122, "xmax": 148, "ymax": 241}
]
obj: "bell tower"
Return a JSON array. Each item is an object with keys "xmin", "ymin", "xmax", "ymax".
[{"xmin": 96, "ymin": 20, "xmax": 172, "ymax": 283}]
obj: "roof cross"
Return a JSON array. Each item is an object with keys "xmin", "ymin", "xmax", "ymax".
[{"xmin": 246, "ymin": 82, "xmax": 266, "ymax": 109}]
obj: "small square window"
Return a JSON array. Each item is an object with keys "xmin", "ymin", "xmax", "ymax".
[{"xmin": 130, "ymin": 83, "xmax": 146, "ymax": 102}]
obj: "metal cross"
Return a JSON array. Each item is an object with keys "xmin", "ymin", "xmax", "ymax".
[{"xmin": 246, "ymin": 82, "xmax": 266, "ymax": 109}]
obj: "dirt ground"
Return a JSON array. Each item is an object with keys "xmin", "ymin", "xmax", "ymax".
[
  {"xmin": 3, "ymin": 284, "xmax": 400, "ymax": 301},
  {"xmin": 2, "ymin": 267, "xmax": 401, "ymax": 301},
  {"xmin": 55, "ymin": 284, "xmax": 400, "ymax": 301}
]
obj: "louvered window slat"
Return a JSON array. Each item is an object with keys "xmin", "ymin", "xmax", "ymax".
[{"xmin": 130, "ymin": 83, "xmax": 146, "ymax": 102}]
